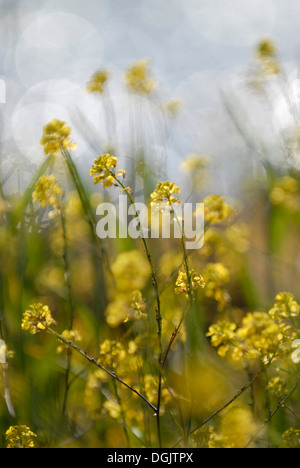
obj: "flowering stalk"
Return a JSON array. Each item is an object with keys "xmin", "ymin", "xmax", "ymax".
[
  {"xmin": 90, "ymin": 154, "xmax": 163, "ymax": 447},
  {"xmin": 112, "ymin": 175, "xmax": 163, "ymax": 448}
]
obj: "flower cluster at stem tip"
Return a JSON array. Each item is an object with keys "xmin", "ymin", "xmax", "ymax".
[
  {"xmin": 6, "ymin": 426, "xmax": 37, "ymax": 449},
  {"xmin": 40, "ymin": 119, "xmax": 76, "ymax": 155},
  {"xmin": 90, "ymin": 154, "xmax": 126, "ymax": 188},
  {"xmin": 22, "ymin": 304, "xmax": 56, "ymax": 335}
]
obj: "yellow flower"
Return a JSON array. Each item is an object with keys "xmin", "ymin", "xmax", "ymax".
[
  {"xmin": 270, "ymin": 177, "xmax": 299, "ymax": 211},
  {"xmin": 40, "ymin": 119, "xmax": 76, "ymax": 155},
  {"xmin": 204, "ymin": 195, "xmax": 232, "ymax": 225},
  {"xmin": 257, "ymin": 39, "xmax": 277, "ymax": 61},
  {"xmin": 160, "ymin": 98, "xmax": 182, "ymax": 117},
  {"xmin": 90, "ymin": 153, "xmax": 122, "ymax": 187},
  {"xmin": 267, "ymin": 377, "xmax": 287, "ymax": 399},
  {"xmin": 57, "ymin": 329, "xmax": 82, "ymax": 354},
  {"xmin": 256, "ymin": 39, "xmax": 280, "ymax": 75},
  {"xmin": 125, "ymin": 290, "xmax": 147, "ymax": 322},
  {"xmin": 22, "ymin": 303, "xmax": 55, "ymax": 335},
  {"xmin": 269, "ymin": 292, "xmax": 300, "ymax": 320},
  {"xmin": 125, "ymin": 59, "xmax": 156, "ymax": 95},
  {"xmin": 87, "ymin": 70, "xmax": 109, "ymax": 94},
  {"xmin": 203, "ymin": 263, "xmax": 230, "ymax": 311},
  {"xmin": 103, "ymin": 400, "xmax": 121, "ymax": 420},
  {"xmin": 175, "ymin": 270, "xmax": 205, "ymax": 297},
  {"xmin": 6, "ymin": 425, "xmax": 37, "ymax": 449},
  {"xmin": 283, "ymin": 428, "xmax": 300, "ymax": 448},
  {"xmin": 33, "ymin": 175, "xmax": 64, "ymax": 217},
  {"xmin": 181, "ymin": 154, "xmax": 210, "ymax": 173},
  {"xmin": 150, "ymin": 181, "xmax": 181, "ymax": 206},
  {"xmin": 99, "ymin": 340, "xmax": 126, "ymax": 368}
]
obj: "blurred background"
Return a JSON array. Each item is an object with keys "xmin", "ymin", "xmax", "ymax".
[{"xmin": 1, "ymin": 0, "xmax": 300, "ymax": 195}]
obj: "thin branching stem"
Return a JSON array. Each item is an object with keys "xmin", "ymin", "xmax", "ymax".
[
  {"xmin": 173, "ymin": 370, "xmax": 262, "ymax": 448},
  {"xmin": 47, "ymin": 328, "xmax": 157, "ymax": 413}
]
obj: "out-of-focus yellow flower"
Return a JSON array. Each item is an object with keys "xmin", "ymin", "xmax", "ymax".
[
  {"xmin": 125, "ymin": 59, "xmax": 156, "ymax": 95},
  {"xmin": 256, "ymin": 39, "xmax": 280, "ymax": 75},
  {"xmin": 87, "ymin": 70, "xmax": 109, "ymax": 94},
  {"xmin": 150, "ymin": 181, "xmax": 181, "ymax": 206},
  {"xmin": 175, "ymin": 270, "xmax": 205, "ymax": 298},
  {"xmin": 40, "ymin": 119, "xmax": 76, "ymax": 155},
  {"xmin": 283, "ymin": 428, "xmax": 300, "ymax": 448},
  {"xmin": 203, "ymin": 263, "xmax": 230, "ymax": 311},
  {"xmin": 6, "ymin": 425, "xmax": 37, "ymax": 448},
  {"xmin": 270, "ymin": 176, "xmax": 299, "ymax": 211},
  {"xmin": 112, "ymin": 250, "xmax": 151, "ymax": 293},
  {"xmin": 57, "ymin": 329, "xmax": 82, "ymax": 354},
  {"xmin": 22, "ymin": 304, "xmax": 55, "ymax": 335},
  {"xmin": 125, "ymin": 290, "xmax": 147, "ymax": 322},
  {"xmin": 105, "ymin": 299, "xmax": 129, "ymax": 328},
  {"xmin": 220, "ymin": 406, "xmax": 258, "ymax": 448},
  {"xmin": 99, "ymin": 340, "xmax": 126, "ymax": 368},
  {"xmin": 103, "ymin": 400, "xmax": 121, "ymax": 420},
  {"xmin": 90, "ymin": 153, "xmax": 125, "ymax": 188},
  {"xmin": 181, "ymin": 154, "xmax": 210, "ymax": 173},
  {"xmin": 204, "ymin": 195, "xmax": 232, "ymax": 225},
  {"xmin": 160, "ymin": 98, "xmax": 182, "ymax": 117},
  {"xmin": 33, "ymin": 175, "xmax": 64, "ymax": 218},
  {"xmin": 267, "ymin": 377, "xmax": 287, "ymax": 399},
  {"xmin": 269, "ymin": 292, "xmax": 300, "ymax": 320}
]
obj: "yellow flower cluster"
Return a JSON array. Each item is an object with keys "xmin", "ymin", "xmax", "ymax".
[
  {"xmin": 99, "ymin": 340, "xmax": 126, "ymax": 368},
  {"xmin": 270, "ymin": 177, "xmax": 299, "ymax": 211},
  {"xmin": 208, "ymin": 293, "xmax": 299, "ymax": 365},
  {"xmin": 160, "ymin": 98, "xmax": 182, "ymax": 117},
  {"xmin": 33, "ymin": 175, "xmax": 64, "ymax": 218},
  {"xmin": 57, "ymin": 329, "xmax": 82, "ymax": 354},
  {"xmin": 282, "ymin": 428, "xmax": 300, "ymax": 448},
  {"xmin": 125, "ymin": 290, "xmax": 147, "ymax": 322},
  {"xmin": 204, "ymin": 195, "xmax": 232, "ymax": 225},
  {"xmin": 106, "ymin": 250, "xmax": 151, "ymax": 327},
  {"xmin": 103, "ymin": 400, "xmax": 121, "ymax": 420},
  {"xmin": 203, "ymin": 263, "xmax": 230, "ymax": 311},
  {"xmin": 6, "ymin": 425, "xmax": 37, "ymax": 449},
  {"xmin": 269, "ymin": 292, "xmax": 300, "ymax": 320},
  {"xmin": 256, "ymin": 39, "xmax": 280, "ymax": 75},
  {"xmin": 40, "ymin": 119, "xmax": 76, "ymax": 155},
  {"xmin": 175, "ymin": 269, "xmax": 206, "ymax": 298},
  {"xmin": 181, "ymin": 154, "xmax": 210, "ymax": 173},
  {"xmin": 150, "ymin": 181, "xmax": 181, "ymax": 206},
  {"xmin": 87, "ymin": 70, "xmax": 109, "ymax": 94},
  {"xmin": 267, "ymin": 377, "xmax": 287, "ymax": 399},
  {"xmin": 90, "ymin": 153, "xmax": 125, "ymax": 188},
  {"xmin": 22, "ymin": 304, "xmax": 55, "ymax": 335},
  {"xmin": 193, "ymin": 406, "xmax": 257, "ymax": 448},
  {"xmin": 125, "ymin": 59, "xmax": 156, "ymax": 95}
]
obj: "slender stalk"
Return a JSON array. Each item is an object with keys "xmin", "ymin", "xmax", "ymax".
[
  {"xmin": 161, "ymin": 212, "xmax": 194, "ymax": 368},
  {"xmin": 60, "ymin": 205, "xmax": 74, "ymax": 417},
  {"xmin": 112, "ymin": 379, "xmax": 131, "ymax": 448},
  {"xmin": 243, "ymin": 384, "xmax": 298, "ymax": 448},
  {"xmin": 112, "ymin": 175, "xmax": 163, "ymax": 447},
  {"xmin": 173, "ymin": 370, "xmax": 261, "ymax": 447},
  {"xmin": 47, "ymin": 328, "xmax": 157, "ymax": 413}
]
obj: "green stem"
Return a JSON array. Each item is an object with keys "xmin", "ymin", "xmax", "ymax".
[
  {"xmin": 112, "ymin": 175, "xmax": 163, "ymax": 448},
  {"xmin": 47, "ymin": 328, "xmax": 157, "ymax": 413}
]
